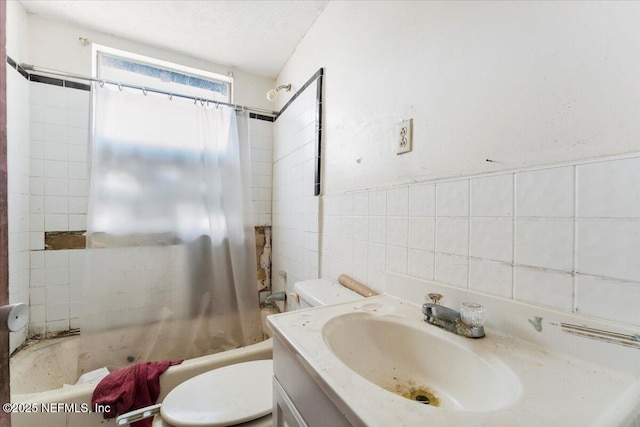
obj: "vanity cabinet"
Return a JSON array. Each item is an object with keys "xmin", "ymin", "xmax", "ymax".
[{"xmin": 272, "ymin": 335, "xmax": 354, "ymax": 427}]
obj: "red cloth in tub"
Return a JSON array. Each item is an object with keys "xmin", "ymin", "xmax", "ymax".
[{"xmin": 92, "ymin": 360, "xmax": 183, "ymax": 427}]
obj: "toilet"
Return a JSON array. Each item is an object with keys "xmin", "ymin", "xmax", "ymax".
[{"xmin": 148, "ymin": 279, "xmax": 364, "ymax": 427}]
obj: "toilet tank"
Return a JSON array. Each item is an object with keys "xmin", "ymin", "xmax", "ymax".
[{"xmin": 293, "ymin": 279, "xmax": 364, "ymax": 309}]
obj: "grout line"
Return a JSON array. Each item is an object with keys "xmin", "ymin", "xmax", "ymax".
[
  {"xmin": 466, "ymin": 179, "xmax": 471, "ymax": 289},
  {"xmin": 512, "ymin": 173, "xmax": 517, "ymax": 300},
  {"xmin": 572, "ymin": 165, "xmax": 578, "ymax": 314}
]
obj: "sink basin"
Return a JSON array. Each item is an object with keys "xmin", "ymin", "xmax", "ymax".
[{"xmin": 322, "ymin": 312, "xmax": 522, "ymax": 412}]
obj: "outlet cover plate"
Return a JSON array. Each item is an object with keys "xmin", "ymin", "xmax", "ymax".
[{"xmin": 397, "ymin": 118, "xmax": 412, "ymax": 155}]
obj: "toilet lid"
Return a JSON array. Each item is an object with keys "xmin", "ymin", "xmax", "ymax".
[{"xmin": 161, "ymin": 359, "xmax": 273, "ymax": 427}]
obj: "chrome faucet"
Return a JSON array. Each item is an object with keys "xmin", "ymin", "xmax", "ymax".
[
  {"xmin": 422, "ymin": 293, "xmax": 485, "ymax": 339},
  {"xmin": 264, "ymin": 291, "xmax": 286, "ymax": 304}
]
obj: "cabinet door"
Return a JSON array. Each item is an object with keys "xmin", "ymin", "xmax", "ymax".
[{"xmin": 273, "ymin": 378, "xmax": 308, "ymax": 427}]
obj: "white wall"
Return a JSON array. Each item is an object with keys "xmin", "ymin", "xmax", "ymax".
[
  {"xmin": 27, "ymin": 15, "xmax": 275, "ymax": 112},
  {"xmin": 6, "ymin": 0, "xmax": 29, "ymax": 64},
  {"xmin": 277, "ymin": 1, "xmax": 640, "ymax": 193},
  {"xmin": 275, "ymin": 1, "xmax": 640, "ymax": 327}
]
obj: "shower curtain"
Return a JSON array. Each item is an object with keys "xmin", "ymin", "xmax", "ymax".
[{"xmin": 79, "ymin": 86, "xmax": 262, "ymax": 375}]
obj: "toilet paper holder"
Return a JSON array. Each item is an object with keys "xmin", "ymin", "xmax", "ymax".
[{"xmin": 0, "ymin": 303, "xmax": 29, "ymax": 332}]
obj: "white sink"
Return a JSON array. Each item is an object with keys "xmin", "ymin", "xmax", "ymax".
[{"xmin": 322, "ymin": 312, "xmax": 522, "ymax": 412}]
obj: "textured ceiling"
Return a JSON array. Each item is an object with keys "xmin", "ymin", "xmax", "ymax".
[{"xmin": 19, "ymin": 0, "xmax": 329, "ymax": 77}]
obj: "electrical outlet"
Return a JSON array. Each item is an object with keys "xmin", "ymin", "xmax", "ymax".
[{"xmin": 397, "ymin": 118, "xmax": 412, "ymax": 155}]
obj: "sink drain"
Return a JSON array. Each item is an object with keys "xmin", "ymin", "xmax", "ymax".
[
  {"xmin": 401, "ymin": 388, "xmax": 440, "ymax": 407},
  {"xmin": 415, "ymin": 394, "xmax": 430, "ymax": 404}
]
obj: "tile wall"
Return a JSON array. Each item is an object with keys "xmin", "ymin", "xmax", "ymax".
[
  {"xmin": 249, "ymin": 117, "xmax": 274, "ymax": 226},
  {"xmin": 321, "ymin": 155, "xmax": 640, "ymax": 327},
  {"xmin": 271, "ymin": 79, "xmax": 320, "ymax": 299},
  {"xmin": 28, "ymin": 81, "xmax": 90, "ymax": 336},
  {"xmin": 7, "ymin": 66, "xmax": 31, "ymax": 352}
]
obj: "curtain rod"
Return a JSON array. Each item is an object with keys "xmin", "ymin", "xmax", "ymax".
[{"xmin": 21, "ymin": 63, "xmax": 278, "ymax": 116}]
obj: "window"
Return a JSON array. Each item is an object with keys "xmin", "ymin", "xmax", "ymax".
[{"xmin": 94, "ymin": 45, "xmax": 232, "ymax": 102}]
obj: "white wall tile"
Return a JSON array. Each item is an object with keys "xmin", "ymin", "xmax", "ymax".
[
  {"xmin": 409, "ymin": 183, "xmax": 435, "ymax": 217},
  {"xmin": 353, "ymin": 191, "xmax": 368, "ymax": 216},
  {"xmin": 368, "ymin": 189, "xmax": 387, "ymax": 216},
  {"xmin": 469, "ymin": 259, "xmax": 512, "ymax": 298},
  {"xmin": 515, "ymin": 219, "xmax": 573, "ymax": 271},
  {"xmin": 387, "ymin": 187, "xmax": 408, "ymax": 216},
  {"xmin": 408, "ymin": 217, "xmax": 435, "ymax": 251},
  {"xmin": 368, "ymin": 216, "xmax": 386, "ymax": 244},
  {"xmin": 434, "ymin": 253, "xmax": 468, "ymax": 288},
  {"xmin": 45, "ymin": 178, "xmax": 68, "ymax": 196},
  {"xmin": 340, "ymin": 193, "xmax": 354, "ymax": 216},
  {"xmin": 576, "ymin": 219, "xmax": 640, "ymax": 281},
  {"xmin": 353, "ymin": 241, "xmax": 368, "ymax": 267},
  {"xmin": 516, "ymin": 166, "xmax": 574, "ymax": 217},
  {"xmin": 386, "ymin": 246, "xmax": 407, "ymax": 274},
  {"xmin": 45, "ymin": 250, "xmax": 68, "ymax": 267},
  {"xmin": 46, "ymin": 286, "xmax": 69, "ymax": 305},
  {"xmin": 30, "ymin": 251, "xmax": 45, "ymax": 269},
  {"xmin": 386, "ymin": 217, "xmax": 408, "ymax": 247},
  {"xmin": 354, "ymin": 216, "xmax": 369, "ymax": 241},
  {"xmin": 514, "ymin": 267, "xmax": 573, "ymax": 311},
  {"xmin": 469, "ymin": 218, "xmax": 513, "ymax": 262},
  {"xmin": 367, "ymin": 243, "xmax": 386, "ymax": 272},
  {"xmin": 435, "ymin": 218, "xmax": 468, "ymax": 256},
  {"xmin": 45, "ymin": 214, "xmax": 68, "ymax": 231},
  {"xmin": 577, "ymin": 157, "xmax": 640, "ymax": 218},
  {"xmin": 436, "ymin": 180, "xmax": 469, "ymax": 217},
  {"xmin": 576, "ymin": 275, "xmax": 640, "ymax": 326},
  {"xmin": 408, "ymin": 249, "xmax": 434, "ymax": 280},
  {"xmin": 470, "ymin": 174, "xmax": 513, "ymax": 217}
]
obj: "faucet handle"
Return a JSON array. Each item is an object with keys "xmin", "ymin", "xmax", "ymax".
[{"xmin": 426, "ymin": 293, "xmax": 443, "ymax": 304}]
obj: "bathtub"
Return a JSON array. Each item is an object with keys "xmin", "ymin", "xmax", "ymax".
[{"xmin": 10, "ymin": 308, "xmax": 276, "ymax": 427}]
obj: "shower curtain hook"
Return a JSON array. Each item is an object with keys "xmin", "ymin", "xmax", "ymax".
[
  {"xmin": 194, "ymin": 97, "xmax": 198, "ymax": 105},
  {"xmin": 99, "ymin": 80, "xmax": 105, "ymax": 88},
  {"xmin": 142, "ymin": 87, "xmax": 148, "ymax": 96},
  {"xmin": 168, "ymin": 93, "xmax": 173, "ymax": 100},
  {"xmin": 117, "ymin": 82, "xmax": 123, "ymax": 91},
  {"xmin": 206, "ymin": 100, "xmax": 210, "ymax": 107},
  {"xmin": 215, "ymin": 101, "xmax": 219, "ymax": 109},
  {"xmin": 200, "ymin": 99, "xmax": 205, "ymax": 106}
]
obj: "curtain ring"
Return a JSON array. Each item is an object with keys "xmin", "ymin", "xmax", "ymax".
[
  {"xmin": 117, "ymin": 82, "xmax": 123, "ymax": 91},
  {"xmin": 142, "ymin": 88, "xmax": 148, "ymax": 96}
]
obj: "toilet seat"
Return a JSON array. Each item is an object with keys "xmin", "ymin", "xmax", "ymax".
[{"xmin": 157, "ymin": 359, "xmax": 273, "ymax": 427}]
